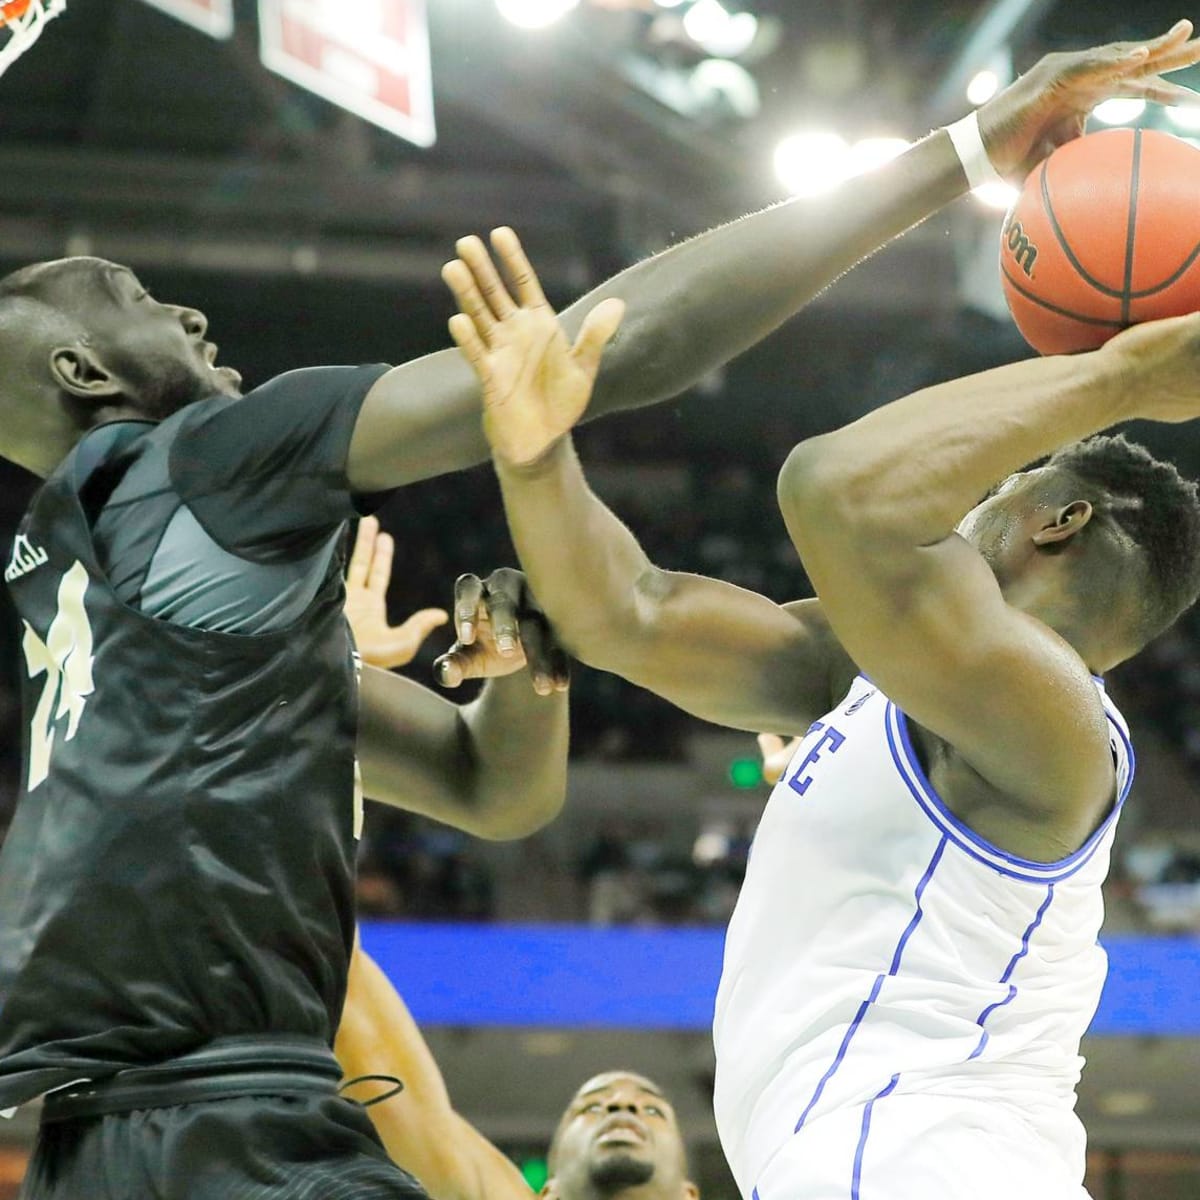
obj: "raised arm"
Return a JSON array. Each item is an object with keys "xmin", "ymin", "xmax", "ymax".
[
  {"xmin": 336, "ymin": 942, "xmax": 532, "ymax": 1200},
  {"xmin": 434, "ymin": 238, "xmax": 848, "ymax": 737},
  {"xmin": 776, "ymin": 314, "xmax": 1200, "ymax": 853},
  {"xmin": 345, "ymin": 519, "xmax": 569, "ymax": 840},
  {"xmin": 346, "ymin": 25, "xmax": 1200, "ymax": 490}
]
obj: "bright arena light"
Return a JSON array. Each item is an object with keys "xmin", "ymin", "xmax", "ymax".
[
  {"xmin": 966, "ymin": 69, "xmax": 999, "ymax": 106},
  {"xmin": 1167, "ymin": 104, "xmax": 1200, "ymax": 132},
  {"xmin": 495, "ymin": 0, "xmax": 580, "ymax": 30},
  {"xmin": 972, "ymin": 181, "xmax": 1019, "ymax": 210},
  {"xmin": 775, "ymin": 133, "xmax": 910, "ymax": 197},
  {"xmin": 691, "ymin": 57, "xmax": 761, "ymax": 118},
  {"xmin": 1091, "ymin": 97, "xmax": 1146, "ymax": 126},
  {"xmin": 683, "ymin": 0, "xmax": 759, "ymax": 58},
  {"xmin": 845, "ymin": 136, "xmax": 910, "ymax": 174},
  {"xmin": 774, "ymin": 131, "xmax": 850, "ymax": 197}
]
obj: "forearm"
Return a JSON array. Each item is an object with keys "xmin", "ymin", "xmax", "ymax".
[
  {"xmin": 350, "ymin": 133, "xmax": 966, "ymax": 490},
  {"xmin": 577, "ymin": 131, "xmax": 967, "ymax": 417},
  {"xmin": 358, "ymin": 667, "xmax": 566, "ymax": 839},
  {"xmin": 458, "ymin": 670, "xmax": 569, "ymax": 839},
  {"xmin": 493, "ymin": 438, "xmax": 658, "ymax": 669},
  {"xmin": 779, "ymin": 348, "xmax": 1131, "ymax": 545}
]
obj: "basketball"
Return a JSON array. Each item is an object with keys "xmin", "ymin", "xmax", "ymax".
[{"xmin": 1000, "ymin": 128, "xmax": 1200, "ymax": 355}]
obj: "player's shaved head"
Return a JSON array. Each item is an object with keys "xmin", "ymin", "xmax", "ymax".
[
  {"xmin": 0, "ymin": 276, "xmax": 95, "ymax": 477},
  {"xmin": 0, "ymin": 256, "xmax": 239, "ymax": 477}
]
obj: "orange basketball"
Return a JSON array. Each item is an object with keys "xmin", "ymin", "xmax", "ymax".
[{"xmin": 1000, "ymin": 128, "xmax": 1200, "ymax": 355}]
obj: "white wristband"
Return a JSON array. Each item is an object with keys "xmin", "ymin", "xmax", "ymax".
[{"xmin": 945, "ymin": 111, "xmax": 1005, "ymax": 190}]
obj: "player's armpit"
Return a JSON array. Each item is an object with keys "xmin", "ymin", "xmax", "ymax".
[
  {"xmin": 589, "ymin": 577, "xmax": 846, "ymax": 737},
  {"xmin": 789, "ymin": 527, "xmax": 1114, "ymax": 841}
]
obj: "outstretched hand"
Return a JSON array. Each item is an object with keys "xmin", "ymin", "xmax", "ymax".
[
  {"xmin": 442, "ymin": 227, "xmax": 626, "ymax": 468},
  {"xmin": 434, "ymin": 568, "xmax": 570, "ymax": 697},
  {"xmin": 344, "ymin": 517, "xmax": 449, "ymax": 669},
  {"xmin": 979, "ymin": 20, "xmax": 1200, "ymax": 179}
]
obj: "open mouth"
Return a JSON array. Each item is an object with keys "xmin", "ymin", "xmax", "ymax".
[{"xmin": 596, "ymin": 1120, "xmax": 647, "ymax": 1148}]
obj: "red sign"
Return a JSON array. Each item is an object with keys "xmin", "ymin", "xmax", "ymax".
[
  {"xmin": 258, "ymin": 0, "xmax": 436, "ymax": 148},
  {"xmin": 140, "ymin": 0, "xmax": 234, "ymax": 38}
]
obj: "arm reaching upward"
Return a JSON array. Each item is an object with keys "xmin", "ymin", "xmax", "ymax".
[
  {"xmin": 336, "ymin": 943, "xmax": 532, "ymax": 1200},
  {"xmin": 435, "ymin": 235, "xmax": 848, "ymax": 737},
  {"xmin": 346, "ymin": 24, "xmax": 1200, "ymax": 490}
]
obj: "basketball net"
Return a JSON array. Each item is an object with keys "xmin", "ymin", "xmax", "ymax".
[{"xmin": 0, "ymin": 0, "xmax": 65, "ymax": 78}]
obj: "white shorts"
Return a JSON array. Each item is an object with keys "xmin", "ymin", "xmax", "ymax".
[{"xmin": 749, "ymin": 1094, "xmax": 1091, "ymax": 1200}]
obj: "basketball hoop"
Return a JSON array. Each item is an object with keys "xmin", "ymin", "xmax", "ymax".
[{"xmin": 0, "ymin": 0, "xmax": 65, "ymax": 78}]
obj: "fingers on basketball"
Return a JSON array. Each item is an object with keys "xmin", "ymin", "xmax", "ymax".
[{"xmin": 1001, "ymin": 128, "xmax": 1200, "ymax": 356}]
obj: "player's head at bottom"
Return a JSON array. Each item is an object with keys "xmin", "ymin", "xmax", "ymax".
[
  {"xmin": 957, "ymin": 433, "xmax": 1200, "ymax": 672},
  {"xmin": 544, "ymin": 1070, "xmax": 698, "ymax": 1200},
  {"xmin": 0, "ymin": 256, "xmax": 243, "ymax": 476}
]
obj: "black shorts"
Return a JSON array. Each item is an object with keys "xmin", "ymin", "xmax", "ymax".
[{"xmin": 21, "ymin": 1092, "xmax": 429, "ymax": 1200}]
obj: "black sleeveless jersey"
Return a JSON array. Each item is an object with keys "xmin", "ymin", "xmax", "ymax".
[{"xmin": 0, "ymin": 369, "xmax": 387, "ymax": 1110}]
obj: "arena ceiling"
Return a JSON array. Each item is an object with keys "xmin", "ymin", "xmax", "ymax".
[{"xmin": 3, "ymin": 0, "xmax": 1195, "ymax": 304}]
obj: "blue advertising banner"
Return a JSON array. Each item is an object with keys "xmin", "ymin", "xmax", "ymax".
[{"xmin": 360, "ymin": 923, "xmax": 1200, "ymax": 1035}]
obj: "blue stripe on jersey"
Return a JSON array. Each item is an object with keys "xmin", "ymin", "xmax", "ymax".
[
  {"xmin": 968, "ymin": 883, "xmax": 1056, "ymax": 1061},
  {"xmin": 793, "ymin": 837, "xmax": 946, "ymax": 1133},
  {"xmin": 885, "ymin": 702, "xmax": 1133, "ymax": 884},
  {"xmin": 851, "ymin": 1074, "xmax": 900, "ymax": 1200}
]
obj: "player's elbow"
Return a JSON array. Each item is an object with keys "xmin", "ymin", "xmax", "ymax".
[
  {"xmin": 778, "ymin": 435, "xmax": 894, "ymax": 546},
  {"xmin": 778, "ymin": 436, "xmax": 851, "ymax": 533},
  {"xmin": 469, "ymin": 776, "xmax": 567, "ymax": 841}
]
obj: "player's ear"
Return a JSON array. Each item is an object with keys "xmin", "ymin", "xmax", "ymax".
[
  {"xmin": 681, "ymin": 1180, "xmax": 700, "ymax": 1200},
  {"xmin": 48, "ymin": 344, "xmax": 125, "ymax": 403},
  {"xmin": 1032, "ymin": 500, "xmax": 1092, "ymax": 547}
]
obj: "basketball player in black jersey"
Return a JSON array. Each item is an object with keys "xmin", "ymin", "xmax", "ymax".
[{"xmin": 0, "ymin": 25, "xmax": 1195, "ymax": 1199}]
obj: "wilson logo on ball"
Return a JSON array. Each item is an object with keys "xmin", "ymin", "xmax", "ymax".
[{"xmin": 1003, "ymin": 216, "xmax": 1039, "ymax": 278}]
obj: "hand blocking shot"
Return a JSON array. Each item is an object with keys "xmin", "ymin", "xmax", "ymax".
[{"xmin": 442, "ymin": 229, "xmax": 1200, "ymax": 1200}]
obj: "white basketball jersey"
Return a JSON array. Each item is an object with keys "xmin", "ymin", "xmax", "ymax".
[{"xmin": 712, "ymin": 675, "xmax": 1134, "ymax": 1197}]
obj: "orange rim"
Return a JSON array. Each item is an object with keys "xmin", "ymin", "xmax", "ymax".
[{"xmin": 0, "ymin": 0, "xmax": 33, "ymax": 24}]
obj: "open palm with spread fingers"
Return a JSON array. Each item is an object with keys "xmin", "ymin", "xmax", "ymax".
[
  {"xmin": 345, "ymin": 517, "xmax": 449, "ymax": 669},
  {"xmin": 442, "ymin": 226, "xmax": 626, "ymax": 467}
]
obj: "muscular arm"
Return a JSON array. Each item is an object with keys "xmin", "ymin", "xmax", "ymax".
[
  {"xmin": 489, "ymin": 439, "xmax": 844, "ymax": 736},
  {"xmin": 356, "ymin": 665, "xmax": 568, "ymax": 840},
  {"xmin": 347, "ymin": 132, "xmax": 968, "ymax": 489},
  {"xmin": 345, "ymin": 18, "xmax": 1200, "ymax": 491},
  {"xmin": 335, "ymin": 944, "xmax": 532, "ymax": 1200},
  {"xmin": 776, "ymin": 345, "xmax": 1141, "ymax": 840}
]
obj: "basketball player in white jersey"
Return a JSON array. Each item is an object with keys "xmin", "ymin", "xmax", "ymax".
[{"xmin": 434, "ymin": 227, "xmax": 1200, "ymax": 1198}]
